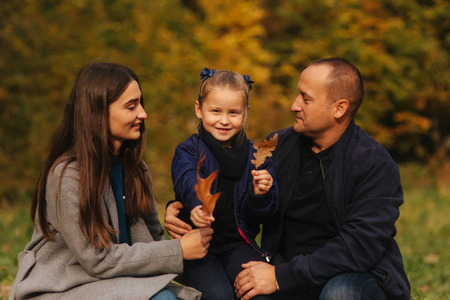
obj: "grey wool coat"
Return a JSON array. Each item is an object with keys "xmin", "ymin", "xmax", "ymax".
[{"xmin": 10, "ymin": 161, "xmax": 201, "ymax": 300}]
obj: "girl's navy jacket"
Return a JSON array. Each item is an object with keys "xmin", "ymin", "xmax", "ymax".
[{"xmin": 171, "ymin": 134, "xmax": 279, "ymax": 260}]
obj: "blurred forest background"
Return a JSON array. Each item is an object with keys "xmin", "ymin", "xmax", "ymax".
[{"xmin": 0, "ymin": 0, "xmax": 449, "ymax": 299}]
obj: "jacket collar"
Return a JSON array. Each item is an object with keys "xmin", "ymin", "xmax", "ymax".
[{"xmin": 320, "ymin": 119, "xmax": 356, "ymax": 162}]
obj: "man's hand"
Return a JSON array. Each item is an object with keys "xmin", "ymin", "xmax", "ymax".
[
  {"xmin": 234, "ymin": 261, "xmax": 278, "ymax": 300},
  {"xmin": 164, "ymin": 201, "xmax": 192, "ymax": 239}
]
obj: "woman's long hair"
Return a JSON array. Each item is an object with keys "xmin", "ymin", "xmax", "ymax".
[{"xmin": 31, "ymin": 62, "xmax": 154, "ymax": 248}]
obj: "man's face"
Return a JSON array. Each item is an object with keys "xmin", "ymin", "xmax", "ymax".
[{"xmin": 291, "ymin": 64, "xmax": 336, "ymax": 139}]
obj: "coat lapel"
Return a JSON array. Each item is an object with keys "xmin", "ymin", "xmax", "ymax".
[
  {"xmin": 103, "ymin": 180, "xmax": 153, "ymax": 244},
  {"xmin": 130, "ymin": 218, "xmax": 154, "ymax": 243}
]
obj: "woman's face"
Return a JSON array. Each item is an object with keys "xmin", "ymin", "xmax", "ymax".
[{"xmin": 108, "ymin": 80, "xmax": 147, "ymax": 155}]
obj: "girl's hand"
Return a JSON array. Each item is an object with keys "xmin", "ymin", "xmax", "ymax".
[
  {"xmin": 252, "ymin": 170, "xmax": 273, "ymax": 195},
  {"xmin": 190, "ymin": 205, "xmax": 215, "ymax": 228},
  {"xmin": 180, "ymin": 227, "xmax": 213, "ymax": 260}
]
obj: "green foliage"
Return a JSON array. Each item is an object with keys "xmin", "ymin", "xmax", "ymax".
[
  {"xmin": 262, "ymin": 0, "xmax": 450, "ymax": 159},
  {"xmin": 0, "ymin": 0, "xmax": 448, "ymax": 210}
]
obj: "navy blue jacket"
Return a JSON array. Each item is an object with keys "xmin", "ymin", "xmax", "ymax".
[
  {"xmin": 262, "ymin": 121, "xmax": 410, "ymax": 300},
  {"xmin": 171, "ymin": 134, "xmax": 279, "ymax": 260}
]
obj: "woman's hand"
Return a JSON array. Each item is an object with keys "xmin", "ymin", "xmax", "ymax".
[
  {"xmin": 164, "ymin": 201, "xmax": 192, "ymax": 239},
  {"xmin": 179, "ymin": 227, "xmax": 213, "ymax": 260},
  {"xmin": 190, "ymin": 205, "xmax": 215, "ymax": 228},
  {"xmin": 252, "ymin": 170, "xmax": 273, "ymax": 195}
]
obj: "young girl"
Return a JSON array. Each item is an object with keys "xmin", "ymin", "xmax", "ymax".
[
  {"xmin": 10, "ymin": 62, "xmax": 212, "ymax": 300},
  {"xmin": 171, "ymin": 68, "xmax": 279, "ymax": 299}
]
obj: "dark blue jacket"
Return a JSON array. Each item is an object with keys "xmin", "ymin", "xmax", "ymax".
[
  {"xmin": 172, "ymin": 134, "xmax": 279, "ymax": 260},
  {"xmin": 262, "ymin": 121, "xmax": 411, "ymax": 300}
]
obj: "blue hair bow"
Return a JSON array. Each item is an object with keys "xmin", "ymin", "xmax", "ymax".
[
  {"xmin": 200, "ymin": 67, "xmax": 216, "ymax": 80},
  {"xmin": 243, "ymin": 74, "xmax": 254, "ymax": 90}
]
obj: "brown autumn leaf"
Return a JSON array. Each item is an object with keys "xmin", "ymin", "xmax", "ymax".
[
  {"xmin": 194, "ymin": 151, "xmax": 221, "ymax": 214},
  {"xmin": 251, "ymin": 133, "xmax": 278, "ymax": 169}
]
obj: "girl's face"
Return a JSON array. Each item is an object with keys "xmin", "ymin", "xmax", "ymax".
[
  {"xmin": 195, "ymin": 88, "xmax": 248, "ymax": 147},
  {"xmin": 109, "ymin": 80, "xmax": 147, "ymax": 155}
]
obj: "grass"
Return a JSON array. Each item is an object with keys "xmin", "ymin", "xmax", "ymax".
[
  {"xmin": 0, "ymin": 201, "xmax": 34, "ymax": 299},
  {"xmin": 1, "ymin": 162, "xmax": 449, "ymax": 299},
  {"xmin": 396, "ymin": 162, "xmax": 450, "ymax": 299}
]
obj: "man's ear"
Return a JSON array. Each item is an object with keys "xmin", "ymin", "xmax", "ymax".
[
  {"xmin": 334, "ymin": 99, "xmax": 349, "ymax": 119},
  {"xmin": 195, "ymin": 101, "xmax": 202, "ymax": 119}
]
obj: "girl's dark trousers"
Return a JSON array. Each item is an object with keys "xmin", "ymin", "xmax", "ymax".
[{"xmin": 184, "ymin": 242, "xmax": 272, "ymax": 300}]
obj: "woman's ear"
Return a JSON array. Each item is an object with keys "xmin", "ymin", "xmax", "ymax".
[
  {"xmin": 195, "ymin": 101, "xmax": 202, "ymax": 119},
  {"xmin": 334, "ymin": 99, "xmax": 349, "ymax": 119}
]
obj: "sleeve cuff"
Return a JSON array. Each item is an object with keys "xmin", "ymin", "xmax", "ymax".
[
  {"xmin": 248, "ymin": 192, "xmax": 272, "ymax": 208},
  {"xmin": 275, "ymin": 262, "xmax": 298, "ymax": 291}
]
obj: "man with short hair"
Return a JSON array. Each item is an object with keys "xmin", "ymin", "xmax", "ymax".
[{"xmin": 165, "ymin": 58, "xmax": 410, "ymax": 299}]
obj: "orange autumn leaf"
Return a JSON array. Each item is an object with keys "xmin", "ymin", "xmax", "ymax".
[
  {"xmin": 194, "ymin": 151, "xmax": 221, "ymax": 214},
  {"xmin": 251, "ymin": 133, "xmax": 278, "ymax": 169}
]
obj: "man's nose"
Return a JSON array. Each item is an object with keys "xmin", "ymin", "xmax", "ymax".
[{"xmin": 291, "ymin": 97, "xmax": 302, "ymax": 112}]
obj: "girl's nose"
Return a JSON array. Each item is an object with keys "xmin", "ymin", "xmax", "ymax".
[{"xmin": 220, "ymin": 114, "xmax": 230, "ymax": 124}]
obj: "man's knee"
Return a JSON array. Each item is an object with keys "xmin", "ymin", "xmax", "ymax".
[
  {"xmin": 320, "ymin": 276, "xmax": 358, "ymax": 300},
  {"xmin": 319, "ymin": 273, "xmax": 386, "ymax": 300}
]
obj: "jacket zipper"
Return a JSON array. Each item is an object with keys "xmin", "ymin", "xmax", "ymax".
[
  {"xmin": 234, "ymin": 184, "xmax": 271, "ymax": 262},
  {"xmin": 319, "ymin": 160, "xmax": 327, "ymax": 207},
  {"xmin": 285, "ymin": 172, "xmax": 299, "ymax": 214},
  {"xmin": 319, "ymin": 159, "xmax": 339, "ymax": 229}
]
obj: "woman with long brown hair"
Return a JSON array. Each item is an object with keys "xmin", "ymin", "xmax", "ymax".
[{"xmin": 10, "ymin": 62, "xmax": 212, "ymax": 300}]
